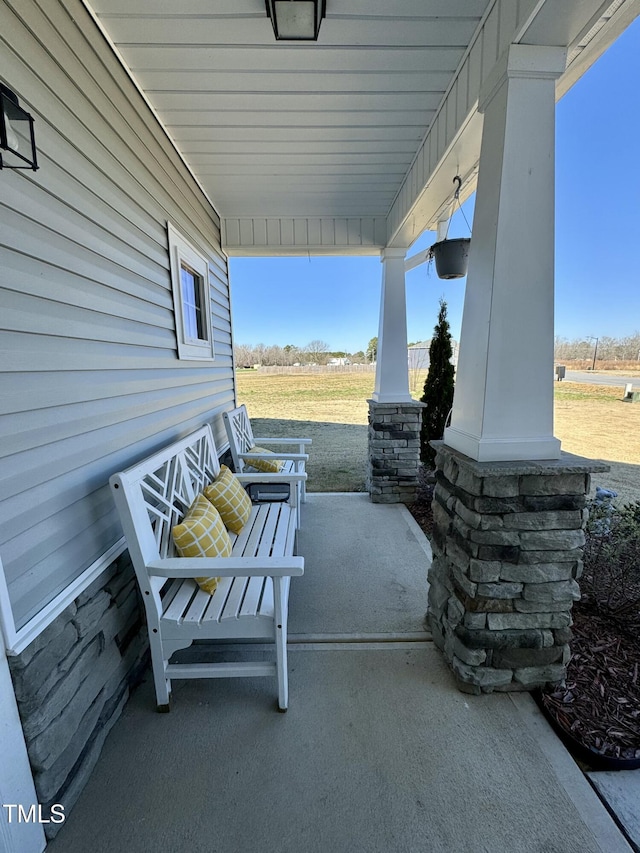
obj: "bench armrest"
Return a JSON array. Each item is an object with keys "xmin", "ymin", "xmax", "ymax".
[
  {"xmin": 253, "ymin": 437, "xmax": 312, "ymax": 446},
  {"xmin": 147, "ymin": 557, "xmax": 304, "ymax": 578},
  {"xmin": 240, "ymin": 451, "xmax": 309, "ymax": 463},
  {"xmin": 235, "ymin": 472, "xmax": 307, "ymax": 484}
]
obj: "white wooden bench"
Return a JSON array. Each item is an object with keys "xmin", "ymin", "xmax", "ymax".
[
  {"xmin": 109, "ymin": 425, "xmax": 306, "ymax": 712},
  {"xmin": 223, "ymin": 404, "xmax": 311, "ymax": 521}
]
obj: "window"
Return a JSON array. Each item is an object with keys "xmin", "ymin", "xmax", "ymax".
[{"xmin": 168, "ymin": 223, "xmax": 215, "ymax": 361}]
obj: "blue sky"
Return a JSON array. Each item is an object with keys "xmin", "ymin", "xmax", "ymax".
[{"xmin": 229, "ymin": 18, "xmax": 640, "ymax": 353}]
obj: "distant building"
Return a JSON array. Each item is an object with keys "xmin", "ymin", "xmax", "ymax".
[
  {"xmin": 408, "ymin": 340, "xmax": 459, "ymax": 370},
  {"xmin": 327, "ymin": 357, "xmax": 351, "ymax": 366}
]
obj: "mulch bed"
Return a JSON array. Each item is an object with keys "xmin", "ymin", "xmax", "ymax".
[
  {"xmin": 407, "ymin": 466, "xmax": 640, "ymax": 765},
  {"xmin": 540, "ymin": 590, "xmax": 640, "ymax": 765},
  {"xmin": 407, "ymin": 465, "xmax": 435, "ymax": 538}
]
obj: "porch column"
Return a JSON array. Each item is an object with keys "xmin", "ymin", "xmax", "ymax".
[
  {"xmin": 428, "ymin": 46, "xmax": 607, "ymax": 695},
  {"xmin": 372, "ymin": 248, "xmax": 411, "ymax": 404},
  {"xmin": 444, "ymin": 45, "xmax": 567, "ymax": 463},
  {"xmin": 368, "ymin": 248, "xmax": 423, "ymax": 503}
]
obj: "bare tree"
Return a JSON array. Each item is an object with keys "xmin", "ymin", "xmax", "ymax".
[
  {"xmin": 264, "ymin": 344, "xmax": 284, "ymax": 366},
  {"xmin": 554, "ymin": 332, "xmax": 640, "ymax": 362},
  {"xmin": 304, "ymin": 339, "xmax": 330, "ymax": 364},
  {"xmin": 234, "ymin": 343, "xmax": 253, "ymax": 368},
  {"xmin": 283, "ymin": 344, "xmax": 299, "ymax": 365}
]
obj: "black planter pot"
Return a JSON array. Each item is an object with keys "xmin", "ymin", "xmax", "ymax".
[
  {"xmin": 431, "ymin": 237, "xmax": 470, "ymax": 280},
  {"xmin": 535, "ymin": 691, "xmax": 640, "ymax": 770}
]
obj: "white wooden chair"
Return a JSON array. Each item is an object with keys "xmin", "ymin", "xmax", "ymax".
[
  {"xmin": 223, "ymin": 404, "xmax": 311, "ymax": 520},
  {"xmin": 109, "ymin": 425, "xmax": 305, "ymax": 712}
]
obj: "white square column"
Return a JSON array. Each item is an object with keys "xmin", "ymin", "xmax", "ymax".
[
  {"xmin": 444, "ymin": 45, "xmax": 567, "ymax": 462},
  {"xmin": 372, "ymin": 247, "xmax": 412, "ymax": 404}
]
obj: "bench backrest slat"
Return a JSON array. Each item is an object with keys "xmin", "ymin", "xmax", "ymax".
[
  {"xmin": 223, "ymin": 405, "xmax": 255, "ymax": 472},
  {"xmin": 110, "ymin": 426, "xmax": 221, "ymax": 601}
]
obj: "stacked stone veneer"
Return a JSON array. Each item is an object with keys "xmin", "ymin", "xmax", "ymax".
[
  {"xmin": 8, "ymin": 553, "xmax": 148, "ymax": 838},
  {"xmin": 428, "ymin": 442, "xmax": 607, "ymax": 695},
  {"xmin": 368, "ymin": 400, "xmax": 425, "ymax": 503}
]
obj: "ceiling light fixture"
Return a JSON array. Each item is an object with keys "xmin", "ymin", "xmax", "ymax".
[{"xmin": 266, "ymin": 0, "xmax": 326, "ymax": 41}]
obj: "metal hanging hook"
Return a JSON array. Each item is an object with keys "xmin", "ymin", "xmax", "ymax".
[{"xmin": 450, "ymin": 175, "xmax": 472, "ymax": 237}]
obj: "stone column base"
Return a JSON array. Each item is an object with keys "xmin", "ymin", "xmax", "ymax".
[
  {"xmin": 367, "ymin": 400, "xmax": 425, "ymax": 504},
  {"xmin": 427, "ymin": 442, "xmax": 608, "ymax": 694},
  {"xmin": 8, "ymin": 553, "xmax": 148, "ymax": 838}
]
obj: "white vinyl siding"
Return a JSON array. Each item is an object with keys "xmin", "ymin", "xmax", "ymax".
[{"xmin": 0, "ymin": 0, "xmax": 234, "ymax": 631}]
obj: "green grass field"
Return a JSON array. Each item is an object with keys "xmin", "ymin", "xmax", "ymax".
[{"xmin": 236, "ymin": 371, "xmax": 640, "ymax": 502}]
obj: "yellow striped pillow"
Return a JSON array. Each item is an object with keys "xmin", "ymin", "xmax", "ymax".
[
  {"xmin": 247, "ymin": 446, "xmax": 283, "ymax": 474},
  {"xmin": 172, "ymin": 494, "xmax": 229, "ymax": 595},
  {"xmin": 204, "ymin": 465, "xmax": 252, "ymax": 534}
]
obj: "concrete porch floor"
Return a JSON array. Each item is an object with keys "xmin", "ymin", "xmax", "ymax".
[{"xmin": 48, "ymin": 494, "xmax": 632, "ymax": 853}]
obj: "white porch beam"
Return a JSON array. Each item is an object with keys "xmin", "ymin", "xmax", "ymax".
[
  {"xmin": 435, "ymin": 215, "xmax": 451, "ymax": 242},
  {"xmin": 372, "ymin": 248, "xmax": 412, "ymax": 404},
  {"xmin": 405, "ymin": 248, "xmax": 431, "ymax": 272},
  {"xmin": 404, "ymin": 202, "xmax": 460, "ymax": 271},
  {"xmin": 444, "ymin": 44, "xmax": 567, "ymax": 462},
  {"xmin": 222, "ymin": 216, "xmax": 387, "ymax": 256},
  {"xmin": 386, "ymin": 0, "xmax": 639, "ymax": 251}
]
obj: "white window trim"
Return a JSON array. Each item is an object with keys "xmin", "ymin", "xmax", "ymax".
[{"xmin": 168, "ymin": 223, "xmax": 215, "ymax": 361}]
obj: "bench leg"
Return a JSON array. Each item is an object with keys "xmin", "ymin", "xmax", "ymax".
[
  {"xmin": 275, "ymin": 629, "xmax": 288, "ymax": 711},
  {"xmin": 154, "ymin": 672, "xmax": 171, "ymax": 712},
  {"xmin": 273, "ymin": 577, "xmax": 289, "ymax": 711},
  {"xmin": 297, "ymin": 460, "xmax": 307, "ymax": 503},
  {"xmin": 295, "ymin": 450, "xmax": 307, "ymax": 503},
  {"xmin": 149, "ymin": 635, "xmax": 171, "ymax": 711}
]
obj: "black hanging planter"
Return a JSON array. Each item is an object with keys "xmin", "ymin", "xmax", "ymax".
[
  {"xmin": 429, "ymin": 237, "xmax": 471, "ymax": 280},
  {"xmin": 426, "ymin": 176, "xmax": 472, "ymax": 280}
]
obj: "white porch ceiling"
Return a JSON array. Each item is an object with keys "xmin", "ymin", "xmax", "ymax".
[
  {"xmin": 88, "ymin": 0, "xmax": 490, "ymax": 221},
  {"xmin": 86, "ymin": 0, "xmax": 640, "ymax": 252}
]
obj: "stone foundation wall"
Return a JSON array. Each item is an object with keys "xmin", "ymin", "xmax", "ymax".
[
  {"xmin": 427, "ymin": 442, "xmax": 607, "ymax": 695},
  {"xmin": 367, "ymin": 400, "xmax": 424, "ymax": 504},
  {"xmin": 8, "ymin": 553, "xmax": 148, "ymax": 838}
]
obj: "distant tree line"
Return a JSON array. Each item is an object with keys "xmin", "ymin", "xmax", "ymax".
[
  {"xmin": 236, "ymin": 332, "xmax": 640, "ymax": 370},
  {"xmin": 554, "ymin": 333, "xmax": 640, "ymax": 363},
  {"xmin": 234, "ymin": 341, "xmax": 368, "ymax": 367}
]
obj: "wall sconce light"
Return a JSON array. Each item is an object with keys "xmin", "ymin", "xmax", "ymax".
[
  {"xmin": 266, "ymin": 0, "xmax": 326, "ymax": 41},
  {"xmin": 0, "ymin": 84, "xmax": 38, "ymax": 171}
]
